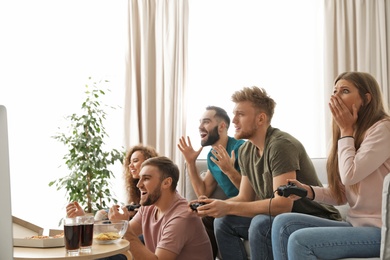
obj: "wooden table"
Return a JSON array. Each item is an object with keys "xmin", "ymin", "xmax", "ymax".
[{"xmin": 14, "ymin": 239, "xmax": 130, "ymax": 260}]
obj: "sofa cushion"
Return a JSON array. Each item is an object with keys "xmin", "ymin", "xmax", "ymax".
[
  {"xmin": 381, "ymin": 173, "xmax": 390, "ymax": 259},
  {"xmin": 311, "ymin": 157, "xmax": 327, "ymax": 184},
  {"xmin": 185, "ymin": 161, "xmax": 227, "ymax": 201}
]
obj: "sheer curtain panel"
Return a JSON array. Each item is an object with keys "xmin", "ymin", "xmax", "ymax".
[
  {"xmin": 124, "ymin": 0, "xmax": 189, "ymax": 193},
  {"xmin": 324, "ymin": 0, "xmax": 390, "ymax": 143}
]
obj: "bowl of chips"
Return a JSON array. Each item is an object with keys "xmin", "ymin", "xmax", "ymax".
[{"xmin": 93, "ymin": 220, "xmax": 128, "ymax": 244}]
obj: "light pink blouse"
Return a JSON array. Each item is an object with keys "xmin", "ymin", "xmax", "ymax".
[{"xmin": 313, "ymin": 119, "xmax": 390, "ymax": 227}]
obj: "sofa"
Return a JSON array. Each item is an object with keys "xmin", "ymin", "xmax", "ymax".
[{"xmin": 185, "ymin": 158, "xmax": 390, "ymax": 260}]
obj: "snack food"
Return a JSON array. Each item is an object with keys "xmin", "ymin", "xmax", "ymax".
[
  {"xmin": 26, "ymin": 232, "xmax": 64, "ymax": 240},
  {"xmin": 94, "ymin": 232, "xmax": 121, "ymax": 241},
  {"xmin": 53, "ymin": 232, "xmax": 64, "ymax": 238},
  {"xmin": 28, "ymin": 235, "xmax": 50, "ymax": 239}
]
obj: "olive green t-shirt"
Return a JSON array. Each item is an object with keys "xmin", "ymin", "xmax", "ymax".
[{"xmin": 238, "ymin": 126, "xmax": 341, "ymax": 220}]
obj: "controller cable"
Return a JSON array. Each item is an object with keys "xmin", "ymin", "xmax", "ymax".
[{"xmin": 264, "ymin": 189, "xmax": 278, "ymax": 254}]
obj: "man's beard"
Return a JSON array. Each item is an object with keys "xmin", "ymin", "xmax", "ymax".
[
  {"xmin": 234, "ymin": 124, "xmax": 257, "ymax": 140},
  {"xmin": 141, "ymin": 187, "xmax": 162, "ymax": 206},
  {"xmin": 201, "ymin": 125, "xmax": 220, "ymax": 147}
]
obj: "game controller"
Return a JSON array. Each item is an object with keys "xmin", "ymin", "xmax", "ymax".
[
  {"xmin": 126, "ymin": 204, "xmax": 141, "ymax": 211},
  {"xmin": 277, "ymin": 182, "xmax": 308, "ymax": 198},
  {"xmin": 190, "ymin": 202, "xmax": 206, "ymax": 211}
]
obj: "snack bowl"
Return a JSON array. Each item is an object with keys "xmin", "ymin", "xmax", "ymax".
[{"xmin": 93, "ymin": 220, "xmax": 128, "ymax": 244}]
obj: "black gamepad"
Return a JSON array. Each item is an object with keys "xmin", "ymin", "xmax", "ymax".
[
  {"xmin": 190, "ymin": 202, "xmax": 206, "ymax": 211},
  {"xmin": 126, "ymin": 204, "xmax": 141, "ymax": 211},
  {"xmin": 277, "ymin": 182, "xmax": 307, "ymax": 198}
]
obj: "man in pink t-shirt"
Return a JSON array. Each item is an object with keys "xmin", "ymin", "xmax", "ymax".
[{"xmin": 116, "ymin": 156, "xmax": 213, "ymax": 260}]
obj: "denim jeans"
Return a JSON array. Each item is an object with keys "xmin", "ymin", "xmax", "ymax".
[
  {"xmin": 214, "ymin": 214, "xmax": 274, "ymax": 260},
  {"xmin": 202, "ymin": 216, "xmax": 218, "ymax": 259},
  {"xmin": 271, "ymin": 213, "xmax": 381, "ymax": 260}
]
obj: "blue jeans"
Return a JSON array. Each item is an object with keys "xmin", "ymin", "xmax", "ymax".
[
  {"xmin": 214, "ymin": 214, "xmax": 274, "ymax": 260},
  {"xmin": 271, "ymin": 213, "xmax": 381, "ymax": 260}
]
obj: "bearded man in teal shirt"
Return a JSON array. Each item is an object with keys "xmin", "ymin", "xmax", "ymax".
[{"xmin": 178, "ymin": 105, "xmax": 245, "ymax": 259}]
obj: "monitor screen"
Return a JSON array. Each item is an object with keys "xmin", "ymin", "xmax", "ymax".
[{"xmin": 0, "ymin": 105, "xmax": 14, "ymax": 258}]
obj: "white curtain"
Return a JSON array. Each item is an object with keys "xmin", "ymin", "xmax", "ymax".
[
  {"xmin": 324, "ymin": 0, "xmax": 390, "ymax": 144},
  {"xmin": 124, "ymin": 0, "xmax": 189, "ymax": 193}
]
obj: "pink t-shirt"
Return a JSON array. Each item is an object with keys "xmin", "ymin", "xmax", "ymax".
[
  {"xmin": 314, "ymin": 119, "xmax": 390, "ymax": 227},
  {"xmin": 132, "ymin": 192, "xmax": 213, "ymax": 259}
]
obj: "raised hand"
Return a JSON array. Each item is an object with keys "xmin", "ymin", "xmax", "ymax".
[
  {"xmin": 66, "ymin": 201, "xmax": 85, "ymax": 218},
  {"xmin": 329, "ymin": 95, "xmax": 357, "ymax": 136},
  {"xmin": 108, "ymin": 205, "xmax": 132, "ymax": 221},
  {"xmin": 210, "ymin": 144, "xmax": 235, "ymax": 174},
  {"xmin": 177, "ymin": 136, "xmax": 203, "ymax": 164}
]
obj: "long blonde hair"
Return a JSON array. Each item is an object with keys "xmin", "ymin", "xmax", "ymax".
[{"xmin": 327, "ymin": 72, "xmax": 389, "ymax": 203}]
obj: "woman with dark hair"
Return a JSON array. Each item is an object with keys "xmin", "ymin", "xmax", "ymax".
[{"xmin": 271, "ymin": 71, "xmax": 390, "ymax": 259}]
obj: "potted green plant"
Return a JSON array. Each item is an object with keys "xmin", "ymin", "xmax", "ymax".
[{"xmin": 49, "ymin": 77, "xmax": 124, "ymax": 215}]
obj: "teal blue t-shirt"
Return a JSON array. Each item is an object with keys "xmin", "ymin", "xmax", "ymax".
[{"xmin": 207, "ymin": 136, "xmax": 245, "ymax": 198}]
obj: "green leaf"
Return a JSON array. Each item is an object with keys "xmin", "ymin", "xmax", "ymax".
[{"xmin": 50, "ymin": 77, "xmax": 125, "ymax": 217}]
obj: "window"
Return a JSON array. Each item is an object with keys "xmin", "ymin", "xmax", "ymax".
[
  {"xmin": 0, "ymin": 0, "xmax": 127, "ymax": 230},
  {"xmin": 187, "ymin": 0, "xmax": 326, "ymax": 158},
  {"xmin": 1, "ymin": 0, "xmax": 326, "ymax": 232}
]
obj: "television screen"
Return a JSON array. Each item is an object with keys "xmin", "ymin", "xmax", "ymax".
[{"xmin": 0, "ymin": 105, "xmax": 14, "ymax": 258}]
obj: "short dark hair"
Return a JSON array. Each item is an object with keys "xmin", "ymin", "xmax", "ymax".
[
  {"xmin": 142, "ymin": 156, "xmax": 179, "ymax": 191},
  {"xmin": 206, "ymin": 106, "xmax": 230, "ymax": 129}
]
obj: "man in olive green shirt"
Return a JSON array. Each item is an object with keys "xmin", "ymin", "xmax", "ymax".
[{"xmin": 193, "ymin": 86, "xmax": 340, "ymax": 260}]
